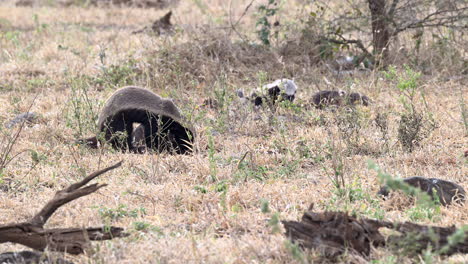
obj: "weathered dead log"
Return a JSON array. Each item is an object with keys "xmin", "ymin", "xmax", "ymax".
[
  {"xmin": 282, "ymin": 211, "xmax": 386, "ymax": 258},
  {"xmin": 283, "ymin": 209, "xmax": 467, "ymax": 258},
  {"xmin": 0, "ymin": 161, "xmax": 128, "ymax": 255},
  {"xmin": 386, "ymin": 221, "xmax": 468, "ymax": 256}
]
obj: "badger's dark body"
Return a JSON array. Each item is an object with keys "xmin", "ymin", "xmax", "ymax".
[
  {"xmin": 378, "ymin": 176, "xmax": 466, "ymax": 206},
  {"xmin": 311, "ymin": 91, "xmax": 344, "ymax": 109},
  {"xmin": 348, "ymin": 93, "xmax": 370, "ymax": 106},
  {"xmin": 311, "ymin": 90, "xmax": 370, "ymax": 109},
  {"xmin": 82, "ymin": 86, "xmax": 194, "ymax": 154}
]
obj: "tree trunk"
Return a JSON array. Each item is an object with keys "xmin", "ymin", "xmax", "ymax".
[{"xmin": 368, "ymin": 0, "xmax": 390, "ymax": 66}]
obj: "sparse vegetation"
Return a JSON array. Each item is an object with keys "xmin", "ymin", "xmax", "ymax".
[
  {"xmin": 0, "ymin": 0, "xmax": 466, "ymax": 263},
  {"xmin": 384, "ymin": 65, "xmax": 437, "ymax": 152},
  {"xmin": 255, "ymin": 0, "xmax": 279, "ymax": 46}
]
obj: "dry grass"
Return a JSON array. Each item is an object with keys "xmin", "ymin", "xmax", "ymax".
[{"xmin": 0, "ymin": 0, "xmax": 467, "ymax": 263}]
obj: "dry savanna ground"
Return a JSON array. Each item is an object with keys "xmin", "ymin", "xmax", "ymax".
[{"xmin": 0, "ymin": 0, "xmax": 467, "ymax": 263}]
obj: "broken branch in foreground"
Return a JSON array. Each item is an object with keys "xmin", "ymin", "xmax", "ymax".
[
  {"xmin": 0, "ymin": 161, "xmax": 127, "ymax": 255},
  {"xmin": 282, "ymin": 208, "xmax": 467, "ymax": 259}
]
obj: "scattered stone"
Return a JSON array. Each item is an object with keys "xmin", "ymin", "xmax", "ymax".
[
  {"xmin": 378, "ymin": 176, "xmax": 466, "ymax": 205},
  {"xmin": 4, "ymin": 112, "xmax": 38, "ymax": 129},
  {"xmin": 0, "ymin": 177, "xmax": 12, "ymax": 192},
  {"xmin": 236, "ymin": 89, "xmax": 244, "ymax": 98}
]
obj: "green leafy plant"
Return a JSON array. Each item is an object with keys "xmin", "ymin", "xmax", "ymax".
[
  {"xmin": 438, "ymin": 225, "xmax": 467, "ymax": 255},
  {"xmin": 284, "ymin": 240, "xmax": 305, "ymax": 263},
  {"xmin": 215, "ymin": 181, "xmax": 228, "ymax": 212},
  {"xmin": 97, "ymin": 204, "xmax": 146, "ymax": 222},
  {"xmin": 211, "ymin": 75, "xmax": 232, "ymax": 132},
  {"xmin": 256, "ymin": 0, "xmax": 279, "ymax": 46},
  {"xmin": 260, "ymin": 199, "xmax": 270, "ymax": 213},
  {"xmin": 260, "ymin": 198, "xmax": 281, "ymax": 234},
  {"xmin": 98, "ymin": 60, "xmax": 139, "ymax": 88},
  {"xmin": 194, "ymin": 185, "xmax": 208, "ymax": 194},
  {"xmin": 30, "ymin": 150, "xmax": 47, "ymax": 164},
  {"xmin": 384, "ymin": 65, "xmax": 436, "ymax": 152},
  {"xmin": 133, "ymin": 221, "xmax": 151, "ymax": 231},
  {"xmin": 207, "ymin": 129, "xmax": 218, "ymax": 182},
  {"xmin": 214, "ymin": 181, "xmax": 228, "ymax": 193},
  {"xmin": 234, "ymin": 153, "xmax": 269, "ymax": 182},
  {"xmin": 268, "ymin": 212, "xmax": 281, "ymax": 234},
  {"xmin": 323, "ymin": 140, "xmax": 346, "ymax": 193},
  {"xmin": 32, "ymin": 14, "xmax": 48, "ymax": 33},
  {"xmin": 324, "ymin": 175, "xmax": 385, "ymax": 219},
  {"xmin": 370, "ymin": 255, "xmax": 398, "ymax": 264},
  {"xmin": 459, "ymin": 86, "xmax": 468, "ymax": 136}
]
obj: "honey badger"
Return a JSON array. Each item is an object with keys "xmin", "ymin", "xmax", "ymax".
[
  {"xmin": 311, "ymin": 90, "xmax": 370, "ymax": 109},
  {"xmin": 79, "ymin": 86, "xmax": 194, "ymax": 154},
  {"xmin": 378, "ymin": 176, "xmax": 466, "ymax": 206},
  {"xmin": 243, "ymin": 79, "xmax": 298, "ymax": 106}
]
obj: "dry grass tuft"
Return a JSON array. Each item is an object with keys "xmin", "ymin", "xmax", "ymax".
[
  {"xmin": 16, "ymin": 0, "xmax": 180, "ymax": 9},
  {"xmin": 0, "ymin": 0, "xmax": 467, "ymax": 263}
]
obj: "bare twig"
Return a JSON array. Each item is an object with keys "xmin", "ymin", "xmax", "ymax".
[
  {"xmin": 394, "ymin": 7, "xmax": 468, "ymax": 35},
  {"xmin": 228, "ymin": 0, "xmax": 255, "ymax": 41},
  {"xmin": 30, "ymin": 161, "xmax": 122, "ymax": 226},
  {"xmin": 0, "ymin": 95, "xmax": 38, "ymax": 171},
  {"xmin": 0, "ymin": 161, "xmax": 127, "ymax": 255},
  {"xmin": 388, "ymin": 0, "xmax": 400, "ymax": 18}
]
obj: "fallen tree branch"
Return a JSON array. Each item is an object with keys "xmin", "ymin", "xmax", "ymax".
[
  {"xmin": 282, "ymin": 211, "xmax": 385, "ymax": 258},
  {"xmin": 386, "ymin": 221, "xmax": 468, "ymax": 256},
  {"xmin": 283, "ymin": 208, "xmax": 467, "ymax": 259},
  {"xmin": 0, "ymin": 161, "xmax": 127, "ymax": 255}
]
